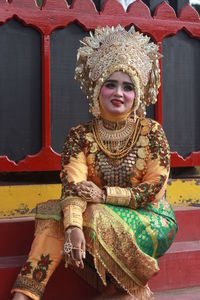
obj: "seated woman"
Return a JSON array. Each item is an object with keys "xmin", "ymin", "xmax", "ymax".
[{"xmin": 11, "ymin": 25, "xmax": 177, "ymax": 300}]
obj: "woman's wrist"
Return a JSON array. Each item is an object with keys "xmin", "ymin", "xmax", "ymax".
[
  {"xmin": 65, "ymin": 225, "xmax": 80, "ymax": 233},
  {"xmin": 63, "ymin": 205, "xmax": 83, "ymax": 230},
  {"xmin": 103, "ymin": 186, "xmax": 131, "ymax": 206}
]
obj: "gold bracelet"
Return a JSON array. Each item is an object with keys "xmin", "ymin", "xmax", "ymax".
[
  {"xmin": 61, "ymin": 196, "xmax": 87, "ymax": 211},
  {"xmin": 63, "ymin": 205, "xmax": 83, "ymax": 230},
  {"xmin": 105, "ymin": 187, "xmax": 131, "ymax": 206}
]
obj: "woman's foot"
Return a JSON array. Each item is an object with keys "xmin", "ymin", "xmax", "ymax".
[{"xmin": 12, "ymin": 292, "xmax": 31, "ymax": 300}]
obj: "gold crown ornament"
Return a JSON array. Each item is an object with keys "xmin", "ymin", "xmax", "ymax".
[{"xmin": 75, "ymin": 25, "xmax": 161, "ymax": 117}]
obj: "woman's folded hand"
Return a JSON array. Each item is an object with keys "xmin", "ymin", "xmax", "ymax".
[{"xmin": 76, "ymin": 181, "xmax": 105, "ymax": 204}]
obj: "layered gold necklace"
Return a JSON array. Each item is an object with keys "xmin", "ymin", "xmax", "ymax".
[{"xmin": 92, "ymin": 117, "xmax": 141, "ymax": 159}]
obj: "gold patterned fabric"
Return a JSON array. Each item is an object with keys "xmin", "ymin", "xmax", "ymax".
[
  {"xmin": 83, "ymin": 204, "xmax": 158, "ymax": 298},
  {"xmin": 11, "ymin": 116, "xmax": 177, "ymax": 300},
  {"xmin": 12, "ymin": 25, "xmax": 176, "ymax": 300},
  {"xmin": 59, "ymin": 116, "xmax": 177, "ymax": 298}
]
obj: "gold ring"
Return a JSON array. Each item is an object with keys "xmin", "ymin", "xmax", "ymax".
[
  {"xmin": 75, "ymin": 260, "xmax": 81, "ymax": 267},
  {"xmin": 77, "ymin": 190, "xmax": 82, "ymax": 197}
]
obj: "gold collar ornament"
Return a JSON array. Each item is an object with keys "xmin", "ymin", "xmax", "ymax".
[
  {"xmin": 75, "ymin": 25, "xmax": 161, "ymax": 117},
  {"xmin": 92, "ymin": 117, "xmax": 141, "ymax": 159}
]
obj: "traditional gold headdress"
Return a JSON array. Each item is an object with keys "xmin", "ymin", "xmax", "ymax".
[{"xmin": 75, "ymin": 25, "xmax": 160, "ymax": 117}]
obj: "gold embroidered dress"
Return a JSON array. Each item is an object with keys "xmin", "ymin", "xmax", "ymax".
[
  {"xmin": 12, "ymin": 25, "xmax": 177, "ymax": 300},
  {"xmin": 61, "ymin": 116, "xmax": 177, "ymax": 296},
  {"xmin": 12, "ymin": 116, "xmax": 177, "ymax": 299}
]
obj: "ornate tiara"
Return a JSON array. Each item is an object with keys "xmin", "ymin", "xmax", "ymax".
[{"xmin": 75, "ymin": 25, "xmax": 161, "ymax": 117}]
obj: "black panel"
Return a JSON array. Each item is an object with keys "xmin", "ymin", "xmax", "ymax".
[
  {"xmin": 143, "ymin": 0, "xmax": 169, "ymax": 13},
  {"xmin": 67, "ymin": 0, "xmax": 101, "ymax": 10},
  {"xmin": 51, "ymin": 24, "xmax": 91, "ymax": 154},
  {"xmin": 143, "ymin": 0, "xmax": 190, "ymax": 15},
  {"xmin": 0, "ymin": 19, "xmax": 42, "ymax": 162},
  {"xmin": 162, "ymin": 31, "xmax": 200, "ymax": 157},
  {"xmin": 169, "ymin": 0, "xmax": 189, "ymax": 14},
  {"xmin": 67, "ymin": 0, "xmax": 189, "ymax": 13}
]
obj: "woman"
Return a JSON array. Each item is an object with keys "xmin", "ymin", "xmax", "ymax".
[{"xmin": 12, "ymin": 25, "xmax": 177, "ymax": 300}]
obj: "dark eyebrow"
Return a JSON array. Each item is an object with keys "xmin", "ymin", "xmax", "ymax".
[
  {"xmin": 123, "ymin": 82, "xmax": 134, "ymax": 86},
  {"xmin": 105, "ymin": 79, "xmax": 134, "ymax": 86},
  {"xmin": 105, "ymin": 79, "xmax": 117, "ymax": 83}
]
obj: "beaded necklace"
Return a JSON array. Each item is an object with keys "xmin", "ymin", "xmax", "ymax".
[{"xmin": 92, "ymin": 117, "xmax": 141, "ymax": 159}]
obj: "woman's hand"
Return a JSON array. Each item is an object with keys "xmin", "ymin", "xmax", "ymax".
[
  {"xmin": 76, "ymin": 181, "xmax": 104, "ymax": 204},
  {"xmin": 12, "ymin": 293, "xmax": 31, "ymax": 300},
  {"xmin": 64, "ymin": 226, "xmax": 86, "ymax": 269}
]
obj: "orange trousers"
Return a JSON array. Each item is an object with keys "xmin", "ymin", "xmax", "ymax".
[{"xmin": 12, "ymin": 223, "xmax": 64, "ymax": 300}]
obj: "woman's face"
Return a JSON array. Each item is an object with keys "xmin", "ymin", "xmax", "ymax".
[{"xmin": 100, "ymin": 71, "xmax": 135, "ymax": 115}]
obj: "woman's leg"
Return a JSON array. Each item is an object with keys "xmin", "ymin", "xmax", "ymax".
[{"xmin": 11, "ymin": 223, "xmax": 64, "ymax": 300}]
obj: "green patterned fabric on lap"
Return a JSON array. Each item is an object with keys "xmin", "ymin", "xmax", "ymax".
[{"xmin": 107, "ymin": 200, "xmax": 177, "ymax": 259}]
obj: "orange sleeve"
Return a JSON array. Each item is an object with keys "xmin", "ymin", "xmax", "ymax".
[
  {"xmin": 60, "ymin": 125, "xmax": 88, "ymax": 229},
  {"xmin": 104, "ymin": 120, "xmax": 170, "ymax": 209},
  {"xmin": 129, "ymin": 121, "xmax": 170, "ymax": 209}
]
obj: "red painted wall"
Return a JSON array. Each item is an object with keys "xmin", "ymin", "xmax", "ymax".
[{"xmin": 0, "ymin": 0, "xmax": 200, "ymax": 171}]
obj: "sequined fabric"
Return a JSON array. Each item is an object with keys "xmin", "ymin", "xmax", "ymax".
[{"xmin": 12, "ymin": 116, "xmax": 177, "ymax": 300}]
